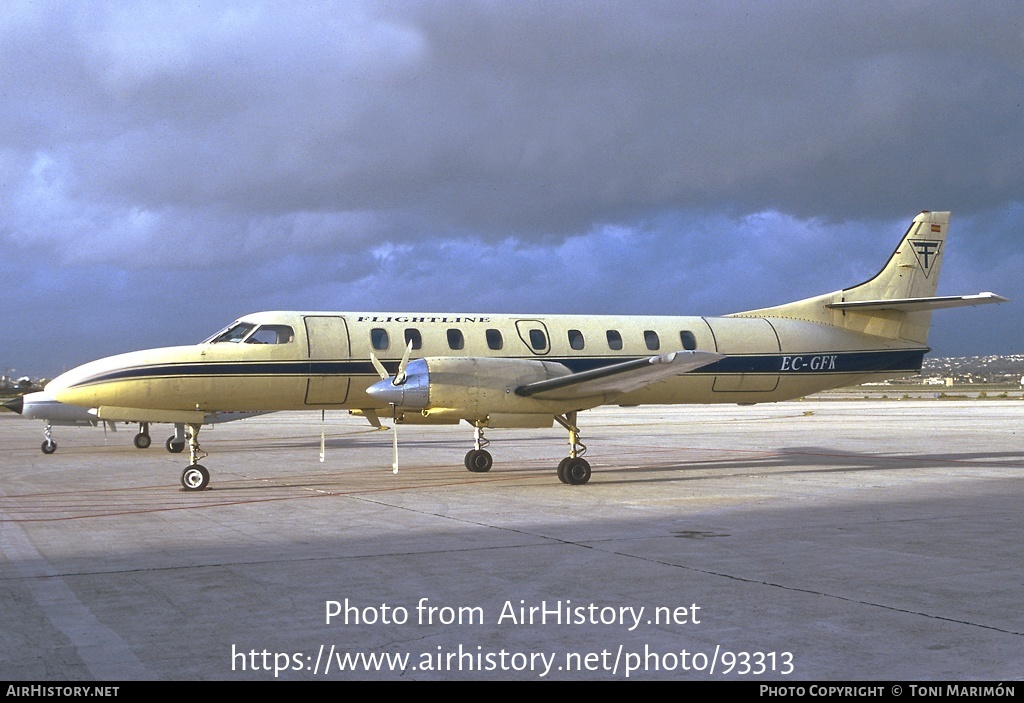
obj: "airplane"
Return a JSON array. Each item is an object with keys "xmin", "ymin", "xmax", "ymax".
[
  {"xmin": 41, "ymin": 211, "xmax": 1006, "ymax": 491},
  {"xmin": 2, "ymin": 390, "xmax": 265, "ymax": 454}
]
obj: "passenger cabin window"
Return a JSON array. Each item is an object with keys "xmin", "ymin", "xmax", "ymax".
[
  {"xmin": 246, "ymin": 325, "xmax": 294, "ymax": 344},
  {"xmin": 447, "ymin": 329, "xmax": 465, "ymax": 350},
  {"xmin": 644, "ymin": 330, "xmax": 660, "ymax": 351},
  {"xmin": 371, "ymin": 328, "xmax": 389, "ymax": 351},
  {"xmin": 486, "ymin": 329, "xmax": 503, "ymax": 350},
  {"xmin": 568, "ymin": 329, "xmax": 585, "ymax": 350},
  {"xmin": 606, "ymin": 330, "xmax": 623, "ymax": 351},
  {"xmin": 529, "ymin": 328, "xmax": 547, "ymax": 351},
  {"xmin": 209, "ymin": 323, "xmax": 256, "ymax": 344},
  {"xmin": 404, "ymin": 329, "xmax": 422, "ymax": 350},
  {"xmin": 680, "ymin": 331, "xmax": 697, "ymax": 350}
]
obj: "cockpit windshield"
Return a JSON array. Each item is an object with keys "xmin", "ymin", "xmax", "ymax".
[{"xmin": 203, "ymin": 322, "xmax": 294, "ymax": 345}]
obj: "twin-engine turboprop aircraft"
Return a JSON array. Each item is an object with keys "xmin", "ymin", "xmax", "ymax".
[{"xmin": 44, "ymin": 211, "xmax": 1005, "ymax": 490}]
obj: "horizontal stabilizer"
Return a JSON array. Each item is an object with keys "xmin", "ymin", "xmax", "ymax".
[
  {"xmin": 826, "ymin": 292, "xmax": 1008, "ymax": 312},
  {"xmin": 516, "ymin": 350, "xmax": 723, "ymax": 400}
]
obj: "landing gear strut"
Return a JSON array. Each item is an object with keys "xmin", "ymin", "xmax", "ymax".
[
  {"xmin": 180, "ymin": 423, "xmax": 210, "ymax": 491},
  {"xmin": 555, "ymin": 411, "xmax": 591, "ymax": 485},
  {"xmin": 464, "ymin": 422, "xmax": 493, "ymax": 472}
]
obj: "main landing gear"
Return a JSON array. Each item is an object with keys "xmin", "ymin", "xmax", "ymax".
[
  {"xmin": 464, "ymin": 423, "xmax": 493, "ymax": 473},
  {"xmin": 460, "ymin": 412, "xmax": 592, "ymax": 485},
  {"xmin": 179, "ymin": 424, "xmax": 210, "ymax": 491},
  {"xmin": 555, "ymin": 411, "xmax": 591, "ymax": 485}
]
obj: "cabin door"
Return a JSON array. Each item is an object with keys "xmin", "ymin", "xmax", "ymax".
[{"xmin": 304, "ymin": 316, "xmax": 351, "ymax": 405}]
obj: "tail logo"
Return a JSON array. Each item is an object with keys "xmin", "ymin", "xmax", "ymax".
[{"xmin": 909, "ymin": 239, "xmax": 942, "ymax": 278}]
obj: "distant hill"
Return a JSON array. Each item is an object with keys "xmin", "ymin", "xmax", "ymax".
[{"xmin": 920, "ymin": 355, "xmax": 1024, "ymax": 385}]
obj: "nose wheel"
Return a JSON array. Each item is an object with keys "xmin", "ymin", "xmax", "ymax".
[{"xmin": 181, "ymin": 464, "xmax": 209, "ymax": 491}]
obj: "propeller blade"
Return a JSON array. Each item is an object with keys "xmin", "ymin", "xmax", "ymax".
[
  {"xmin": 370, "ymin": 352, "xmax": 389, "ymax": 380},
  {"xmin": 393, "ymin": 340, "xmax": 413, "ymax": 386}
]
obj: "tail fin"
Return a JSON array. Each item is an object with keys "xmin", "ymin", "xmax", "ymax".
[
  {"xmin": 733, "ymin": 211, "xmax": 1006, "ymax": 345},
  {"xmin": 843, "ymin": 210, "xmax": 948, "ymax": 303}
]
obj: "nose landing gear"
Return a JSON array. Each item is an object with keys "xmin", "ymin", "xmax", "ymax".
[{"xmin": 179, "ymin": 424, "xmax": 210, "ymax": 491}]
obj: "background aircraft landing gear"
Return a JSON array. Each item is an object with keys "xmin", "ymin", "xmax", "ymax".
[
  {"xmin": 555, "ymin": 411, "xmax": 591, "ymax": 485},
  {"xmin": 133, "ymin": 422, "xmax": 152, "ymax": 449},
  {"xmin": 180, "ymin": 424, "xmax": 210, "ymax": 491},
  {"xmin": 464, "ymin": 423, "xmax": 493, "ymax": 472},
  {"xmin": 40, "ymin": 423, "xmax": 57, "ymax": 454},
  {"xmin": 166, "ymin": 423, "xmax": 186, "ymax": 453}
]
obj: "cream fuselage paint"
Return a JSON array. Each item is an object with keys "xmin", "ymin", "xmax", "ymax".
[{"xmin": 49, "ymin": 309, "xmax": 925, "ymax": 420}]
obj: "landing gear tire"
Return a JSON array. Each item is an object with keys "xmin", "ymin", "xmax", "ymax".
[
  {"xmin": 562, "ymin": 458, "xmax": 591, "ymax": 485},
  {"xmin": 166, "ymin": 437, "xmax": 186, "ymax": 453},
  {"xmin": 134, "ymin": 433, "xmax": 152, "ymax": 449},
  {"xmin": 181, "ymin": 464, "xmax": 210, "ymax": 491},
  {"xmin": 556, "ymin": 457, "xmax": 570, "ymax": 484},
  {"xmin": 464, "ymin": 449, "xmax": 493, "ymax": 473},
  {"xmin": 41, "ymin": 440, "xmax": 57, "ymax": 455}
]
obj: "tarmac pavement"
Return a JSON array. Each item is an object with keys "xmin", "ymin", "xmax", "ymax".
[{"xmin": 1, "ymin": 399, "xmax": 1021, "ymax": 680}]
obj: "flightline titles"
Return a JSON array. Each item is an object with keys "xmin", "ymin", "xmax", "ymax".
[{"xmin": 326, "ymin": 598, "xmax": 701, "ymax": 632}]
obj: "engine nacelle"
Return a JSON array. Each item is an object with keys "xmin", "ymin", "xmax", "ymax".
[{"xmin": 366, "ymin": 357, "xmax": 573, "ymax": 417}]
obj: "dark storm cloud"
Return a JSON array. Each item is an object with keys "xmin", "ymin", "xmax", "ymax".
[
  {"xmin": 4, "ymin": 3, "xmax": 1023, "ymax": 246},
  {"xmin": 1, "ymin": 2, "xmax": 1021, "ymax": 375}
]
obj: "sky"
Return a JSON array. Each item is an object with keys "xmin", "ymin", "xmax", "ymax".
[{"xmin": 2, "ymin": 1, "xmax": 1022, "ymax": 378}]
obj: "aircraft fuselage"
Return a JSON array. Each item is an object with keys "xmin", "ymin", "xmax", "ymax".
[{"xmin": 48, "ymin": 310, "xmax": 924, "ymax": 419}]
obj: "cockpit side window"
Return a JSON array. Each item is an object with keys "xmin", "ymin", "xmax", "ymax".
[
  {"xmin": 246, "ymin": 325, "xmax": 295, "ymax": 344},
  {"xmin": 207, "ymin": 323, "xmax": 256, "ymax": 344}
]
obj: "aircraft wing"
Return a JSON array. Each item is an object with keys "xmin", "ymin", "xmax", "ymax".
[
  {"xmin": 826, "ymin": 292, "xmax": 1008, "ymax": 312},
  {"xmin": 515, "ymin": 350, "xmax": 723, "ymax": 401}
]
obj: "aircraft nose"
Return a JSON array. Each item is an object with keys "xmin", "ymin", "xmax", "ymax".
[{"xmin": 3, "ymin": 396, "xmax": 24, "ymax": 415}]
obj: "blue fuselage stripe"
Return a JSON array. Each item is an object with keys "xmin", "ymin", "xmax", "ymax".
[{"xmin": 67, "ymin": 349, "xmax": 926, "ymax": 389}]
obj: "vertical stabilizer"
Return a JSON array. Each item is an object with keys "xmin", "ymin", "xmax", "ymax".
[
  {"xmin": 731, "ymin": 211, "xmax": 954, "ymax": 345},
  {"xmin": 842, "ymin": 210, "xmax": 949, "ymax": 303}
]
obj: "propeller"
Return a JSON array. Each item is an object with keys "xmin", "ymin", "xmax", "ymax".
[{"xmin": 369, "ymin": 340, "xmax": 414, "ymax": 474}]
